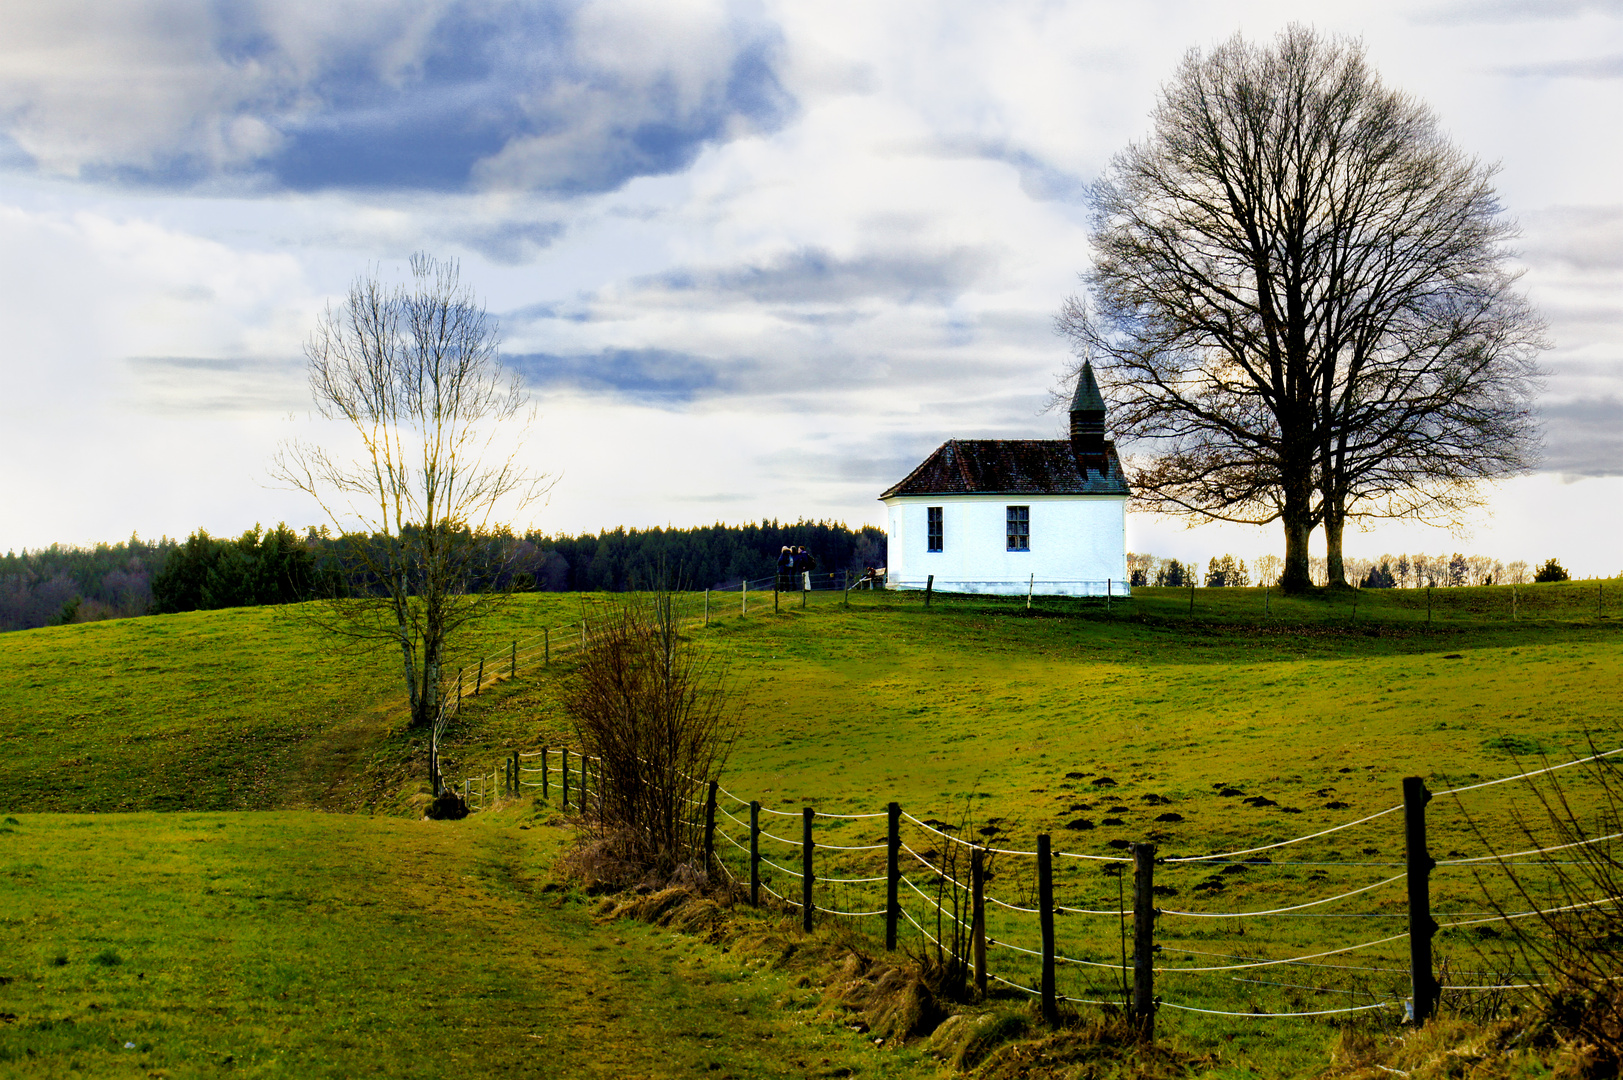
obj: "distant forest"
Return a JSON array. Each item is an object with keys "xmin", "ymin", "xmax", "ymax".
[{"xmin": 0, "ymin": 520, "xmax": 888, "ymax": 633}]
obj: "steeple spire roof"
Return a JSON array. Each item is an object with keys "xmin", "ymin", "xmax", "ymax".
[{"xmin": 1070, "ymin": 361, "xmax": 1105, "ymax": 413}]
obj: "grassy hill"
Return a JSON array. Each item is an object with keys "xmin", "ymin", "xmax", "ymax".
[{"xmin": 4, "ymin": 582, "xmax": 1620, "ymax": 1076}]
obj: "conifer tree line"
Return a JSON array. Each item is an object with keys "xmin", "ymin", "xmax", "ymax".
[{"xmin": 0, "ymin": 519, "xmax": 887, "ymax": 632}]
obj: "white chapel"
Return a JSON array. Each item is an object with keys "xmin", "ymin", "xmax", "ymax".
[{"xmin": 879, "ymin": 364, "xmax": 1130, "ymax": 596}]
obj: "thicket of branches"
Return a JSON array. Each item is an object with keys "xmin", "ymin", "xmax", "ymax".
[
  {"xmin": 1458, "ymin": 742, "xmax": 1623, "ymax": 1071},
  {"xmin": 567, "ymin": 593, "xmax": 736, "ymax": 883}
]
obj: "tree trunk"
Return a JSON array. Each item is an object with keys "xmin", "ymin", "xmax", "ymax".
[
  {"xmin": 1280, "ymin": 430, "xmax": 1317, "ymax": 593},
  {"xmin": 1324, "ymin": 509, "xmax": 1347, "ymax": 587}
]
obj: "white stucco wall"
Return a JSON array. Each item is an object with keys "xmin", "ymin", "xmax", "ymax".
[{"xmin": 883, "ymin": 494, "xmax": 1127, "ymax": 596}]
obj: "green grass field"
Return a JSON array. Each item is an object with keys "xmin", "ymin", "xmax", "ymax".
[
  {"xmin": 3, "ymin": 581, "xmax": 1620, "ymax": 1076},
  {"xmin": 0, "ymin": 807, "xmax": 936, "ymax": 1079}
]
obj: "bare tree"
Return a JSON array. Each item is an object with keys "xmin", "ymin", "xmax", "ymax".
[
  {"xmin": 273, "ymin": 254, "xmax": 543, "ymax": 793},
  {"xmin": 1059, "ymin": 26, "xmax": 1544, "ymax": 591}
]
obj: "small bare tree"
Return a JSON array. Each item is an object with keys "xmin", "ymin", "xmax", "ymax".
[
  {"xmin": 568, "ymin": 591, "xmax": 735, "ymax": 881},
  {"xmin": 273, "ymin": 254, "xmax": 543, "ymax": 793}
]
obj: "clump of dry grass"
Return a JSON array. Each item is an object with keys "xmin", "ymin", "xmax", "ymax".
[{"xmin": 1320, "ymin": 987, "xmax": 1623, "ymax": 1080}]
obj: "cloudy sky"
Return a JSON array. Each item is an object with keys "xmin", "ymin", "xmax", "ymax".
[{"xmin": 2, "ymin": 0, "xmax": 1619, "ymax": 573}]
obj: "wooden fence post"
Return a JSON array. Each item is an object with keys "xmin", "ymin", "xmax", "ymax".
[
  {"xmin": 705, "ymin": 588, "xmax": 710, "ymax": 626},
  {"xmin": 1405, "ymin": 777, "xmax": 1439, "ymax": 1024},
  {"xmin": 749, "ymin": 801, "xmax": 761, "ymax": 907},
  {"xmin": 972, "ymin": 845, "xmax": 987, "ymax": 996},
  {"xmin": 925, "ymin": 574, "xmax": 934, "ymax": 608},
  {"xmin": 544, "ymin": 627, "xmax": 550, "ymax": 664},
  {"xmin": 1028, "ymin": 573, "xmax": 1035, "ymax": 610},
  {"xmin": 1038, "ymin": 834, "xmax": 1058, "ymax": 1025},
  {"xmin": 562, "ymin": 749, "xmax": 570, "ymax": 811},
  {"xmin": 704, "ymin": 780, "xmax": 719, "ymax": 875},
  {"xmin": 1133, "ymin": 842, "xmax": 1157, "ymax": 1040},
  {"xmin": 541, "ymin": 747, "xmax": 549, "ymax": 800},
  {"xmin": 885, "ymin": 802, "xmax": 901, "ymax": 951},
  {"xmin": 1265, "ymin": 584, "xmax": 1270, "ymax": 616},
  {"xmin": 475, "ymin": 658, "xmax": 484, "ymax": 694},
  {"xmin": 512, "ymin": 751, "xmax": 520, "ymax": 795},
  {"xmin": 1188, "ymin": 580, "xmax": 1195, "ymax": 615},
  {"xmin": 1427, "ymin": 585, "xmax": 1433, "ymax": 626},
  {"xmin": 457, "ymin": 668, "xmax": 464, "ymax": 702},
  {"xmin": 510, "ymin": 641, "xmax": 517, "ymax": 678},
  {"xmin": 802, "ymin": 572, "xmax": 808, "ymax": 609},
  {"xmin": 802, "ymin": 807, "xmax": 814, "ymax": 933},
  {"xmin": 1106, "ymin": 578, "xmax": 1112, "ymax": 616},
  {"xmin": 742, "ymin": 579, "xmax": 748, "ymax": 616}
]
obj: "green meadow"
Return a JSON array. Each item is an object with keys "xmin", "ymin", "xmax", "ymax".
[{"xmin": 3, "ymin": 581, "xmax": 1620, "ymax": 1076}]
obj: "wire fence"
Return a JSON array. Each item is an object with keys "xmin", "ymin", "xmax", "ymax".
[
  {"xmin": 453, "ymin": 732, "xmax": 1623, "ymax": 1032},
  {"xmin": 443, "ymin": 571, "xmax": 879, "ymax": 708}
]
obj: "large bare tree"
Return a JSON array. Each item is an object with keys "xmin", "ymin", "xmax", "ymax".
[
  {"xmin": 1059, "ymin": 26, "xmax": 1544, "ymax": 590},
  {"xmin": 274, "ymin": 254, "xmax": 543, "ymax": 792}
]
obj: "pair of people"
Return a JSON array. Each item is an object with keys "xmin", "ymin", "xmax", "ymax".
[{"xmin": 775, "ymin": 546, "xmax": 815, "ymax": 591}]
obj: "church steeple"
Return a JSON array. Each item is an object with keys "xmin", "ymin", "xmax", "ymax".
[{"xmin": 1069, "ymin": 361, "xmax": 1106, "ymax": 467}]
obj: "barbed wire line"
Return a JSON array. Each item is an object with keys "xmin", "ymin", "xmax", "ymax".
[
  {"xmin": 717, "ymin": 829, "xmax": 752, "ymax": 856},
  {"xmin": 900, "ymin": 843, "xmax": 972, "ymax": 892},
  {"xmin": 1055, "ymin": 903, "xmax": 1131, "ymax": 916},
  {"xmin": 899, "ymin": 906, "xmax": 944, "ymax": 949},
  {"xmin": 1229, "ymin": 977, "xmax": 1369, "ymax": 996},
  {"xmin": 1159, "ymin": 1000, "xmax": 1401, "ymax": 1018},
  {"xmin": 988, "ymin": 895, "xmax": 1042, "ymax": 915},
  {"xmin": 1054, "ymin": 849, "xmax": 1137, "ymax": 864},
  {"xmin": 900, "ymin": 876, "xmax": 974, "ymax": 931},
  {"xmin": 1436, "ymin": 831, "xmax": 1623, "ymax": 865},
  {"xmin": 757, "ymin": 855, "xmax": 805, "ymax": 880},
  {"xmin": 814, "ymin": 903, "xmax": 888, "ymax": 918},
  {"xmin": 1436, "ymin": 893, "xmax": 1623, "ymax": 929},
  {"xmin": 901, "ymin": 813, "xmax": 1049, "ymax": 858},
  {"xmin": 1160, "ymin": 874, "xmax": 1406, "ymax": 918},
  {"xmin": 1153, "ymin": 932, "xmax": 1411, "ymax": 973},
  {"xmin": 1197, "ymin": 860, "xmax": 1407, "ymax": 868},
  {"xmin": 1162, "ymin": 805, "xmax": 1403, "ymax": 865},
  {"xmin": 819, "ymin": 872, "xmax": 890, "ymax": 885},
  {"xmin": 988, "ymin": 936, "xmax": 1126, "ymax": 971},
  {"xmin": 1434, "ymin": 746, "xmax": 1623, "ymax": 797},
  {"xmin": 1155, "ymin": 941, "xmax": 1408, "ymax": 974},
  {"xmin": 981, "ymin": 970, "xmax": 1123, "ymax": 1008}
]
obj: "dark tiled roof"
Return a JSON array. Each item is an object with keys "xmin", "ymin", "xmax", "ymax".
[{"xmin": 879, "ymin": 439, "xmax": 1131, "ymax": 498}]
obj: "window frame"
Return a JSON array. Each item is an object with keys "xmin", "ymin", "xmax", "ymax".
[
  {"xmin": 926, "ymin": 506, "xmax": 943, "ymax": 552},
  {"xmin": 1006, "ymin": 505, "xmax": 1030, "ymax": 552}
]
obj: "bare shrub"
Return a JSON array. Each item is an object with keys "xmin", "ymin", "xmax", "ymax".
[
  {"xmin": 567, "ymin": 592, "xmax": 735, "ymax": 884},
  {"xmin": 1455, "ymin": 738, "xmax": 1623, "ymax": 1070}
]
